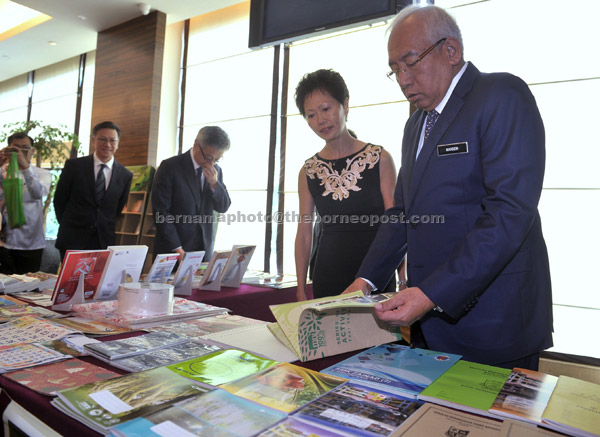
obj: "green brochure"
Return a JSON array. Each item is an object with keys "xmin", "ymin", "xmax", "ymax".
[
  {"xmin": 418, "ymin": 360, "xmax": 511, "ymax": 418},
  {"xmin": 167, "ymin": 348, "xmax": 278, "ymax": 386}
]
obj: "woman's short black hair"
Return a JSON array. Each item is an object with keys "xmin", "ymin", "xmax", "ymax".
[{"xmin": 294, "ymin": 69, "xmax": 349, "ymax": 117}]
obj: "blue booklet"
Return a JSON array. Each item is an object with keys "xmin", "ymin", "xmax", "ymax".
[{"xmin": 321, "ymin": 344, "xmax": 461, "ymax": 398}]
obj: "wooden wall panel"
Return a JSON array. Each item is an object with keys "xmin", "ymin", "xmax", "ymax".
[{"xmin": 90, "ymin": 11, "xmax": 166, "ymax": 166}]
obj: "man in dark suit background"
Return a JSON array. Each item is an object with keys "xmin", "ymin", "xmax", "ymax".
[
  {"xmin": 152, "ymin": 126, "xmax": 231, "ymax": 261},
  {"xmin": 344, "ymin": 5, "xmax": 552, "ymax": 370},
  {"xmin": 54, "ymin": 121, "xmax": 132, "ymax": 261}
]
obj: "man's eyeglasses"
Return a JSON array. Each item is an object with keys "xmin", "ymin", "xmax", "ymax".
[
  {"xmin": 199, "ymin": 145, "xmax": 221, "ymax": 163},
  {"xmin": 386, "ymin": 38, "xmax": 447, "ymax": 80},
  {"xmin": 95, "ymin": 137, "xmax": 119, "ymax": 146}
]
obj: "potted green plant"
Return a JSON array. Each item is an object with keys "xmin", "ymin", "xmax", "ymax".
[{"xmin": 0, "ymin": 120, "xmax": 82, "ymax": 223}]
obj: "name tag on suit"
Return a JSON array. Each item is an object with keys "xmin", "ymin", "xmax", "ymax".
[{"xmin": 437, "ymin": 142, "xmax": 468, "ymax": 156}]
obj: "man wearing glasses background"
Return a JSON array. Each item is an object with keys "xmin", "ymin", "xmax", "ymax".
[
  {"xmin": 54, "ymin": 121, "xmax": 133, "ymax": 261},
  {"xmin": 344, "ymin": 5, "xmax": 552, "ymax": 370},
  {"xmin": 0, "ymin": 132, "xmax": 51, "ymax": 273},
  {"xmin": 152, "ymin": 126, "xmax": 231, "ymax": 261}
]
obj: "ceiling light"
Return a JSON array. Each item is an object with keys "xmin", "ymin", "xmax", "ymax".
[
  {"xmin": 0, "ymin": 1, "xmax": 52, "ymax": 43},
  {"xmin": 48, "ymin": 41, "xmax": 57, "ymax": 46}
]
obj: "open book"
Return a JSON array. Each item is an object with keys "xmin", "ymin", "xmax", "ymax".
[{"xmin": 268, "ymin": 291, "xmax": 403, "ymax": 362}]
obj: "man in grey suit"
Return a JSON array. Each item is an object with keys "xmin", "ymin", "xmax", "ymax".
[{"xmin": 152, "ymin": 126, "xmax": 231, "ymax": 261}]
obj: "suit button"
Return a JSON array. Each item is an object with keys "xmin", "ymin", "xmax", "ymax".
[{"xmin": 410, "ymin": 222, "xmax": 418, "ymax": 229}]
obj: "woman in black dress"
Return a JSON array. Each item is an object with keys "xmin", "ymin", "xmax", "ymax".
[{"xmin": 294, "ymin": 69, "xmax": 398, "ymax": 301}]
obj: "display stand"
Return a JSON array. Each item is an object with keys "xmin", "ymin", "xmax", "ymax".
[
  {"xmin": 221, "ymin": 263, "xmax": 244, "ymax": 288},
  {"xmin": 173, "ymin": 266, "xmax": 194, "ymax": 296},
  {"xmin": 52, "ymin": 272, "xmax": 86, "ymax": 311},
  {"xmin": 197, "ymin": 263, "xmax": 223, "ymax": 291}
]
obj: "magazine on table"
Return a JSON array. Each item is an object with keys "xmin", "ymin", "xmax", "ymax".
[
  {"xmin": 417, "ymin": 360, "xmax": 511, "ymax": 418},
  {"xmin": 291, "ymin": 382, "xmax": 424, "ymax": 436},
  {"xmin": 109, "ymin": 387, "xmax": 286, "ymax": 437},
  {"xmin": 83, "ymin": 330, "xmax": 189, "ymax": 361},
  {"xmin": 221, "ymin": 361, "xmax": 347, "ymax": 413},
  {"xmin": 71, "ymin": 297, "xmax": 229, "ymax": 329},
  {"xmin": 52, "ymin": 366, "xmax": 211, "ymax": 433},
  {"xmin": 489, "ymin": 367, "xmax": 559, "ymax": 426},
  {"xmin": 322, "ymin": 344, "xmax": 461, "ymax": 398},
  {"xmin": 108, "ymin": 340, "xmax": 222, "ymax": 373}
]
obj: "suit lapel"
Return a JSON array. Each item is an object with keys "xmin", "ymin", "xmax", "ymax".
[{"xmin": 407, "ymin": 63, "xmax": 479, "ymax": 206}]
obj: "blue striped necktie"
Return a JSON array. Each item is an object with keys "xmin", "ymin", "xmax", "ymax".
[{"xmin": 96, "ymin": 164, "xmax": 107, "ymax": 203}]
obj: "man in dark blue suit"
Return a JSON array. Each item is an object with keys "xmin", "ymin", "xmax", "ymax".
[
  {"xmin": 152, "ymin": 126, "xmax": 231, "ymax": 261},
  {"xmin": 344, "ymin": 5, "xmax": 553, "ymax": 370},
  {"xmin": 54, "ymin": 121, "xmax": 132, "ymax": 261}
]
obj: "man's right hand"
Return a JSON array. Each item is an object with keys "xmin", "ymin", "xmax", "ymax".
[
  {"xmin": 174, "ymin": 247, "xmax": 185, "ymax": 259},
  {"xmin": 342, "ymin": 278, "xmax": 371, "ymax": 295}
]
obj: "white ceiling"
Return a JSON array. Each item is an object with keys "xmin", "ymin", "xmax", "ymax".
[{"xmin": 0, "ymin": 0, "xmax": 242, "ymax": 82}]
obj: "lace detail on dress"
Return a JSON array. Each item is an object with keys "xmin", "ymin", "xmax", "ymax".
[{"xmin": 304, "ymin": 144, "xmax": 382, "ymax": 201}]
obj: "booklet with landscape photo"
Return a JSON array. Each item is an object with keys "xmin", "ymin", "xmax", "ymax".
[
  {"xmin": 489, "ymin": 367, "xmax": 558, "ymax": 426},
  {"xmin": 95, "ymin": 245, "xmax": 148, "ymax": 300},
  {"xmin": 291, "ymin": 382, "xmax": 424, "ymax": 436},
  {"xmin": 322, "ymin": 344, "xmax": 461, "ymax": 398},
  {"xmin": 269, "ymin": 290, "xmax": 402, "ymax": 362},
  {"xmin": 221, "ymin": 362, "xmax": 347, "ymax": 413}
]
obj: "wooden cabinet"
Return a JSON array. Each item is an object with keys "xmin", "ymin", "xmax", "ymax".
[{"xmin": 113, "ymin": 166, "xmax": 155, "ymax": 266}]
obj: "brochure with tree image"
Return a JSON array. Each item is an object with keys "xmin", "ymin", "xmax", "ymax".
[
  {"xmin": 52, "ymin": 366, "xmax": 211, "ymax": 433},
  {"xmin": 268, "ymin": 291, "xmax": 402, "ymax": 361}
]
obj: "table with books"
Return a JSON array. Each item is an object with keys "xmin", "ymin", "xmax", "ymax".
[{"xmin": 1, "ymin": 282, "xmax": 599, "ymax": 436}]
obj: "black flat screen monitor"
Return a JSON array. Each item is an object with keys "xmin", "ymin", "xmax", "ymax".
[{"xmin": 249, "ymin": 0, "xmax": 411, "ymax": 49}]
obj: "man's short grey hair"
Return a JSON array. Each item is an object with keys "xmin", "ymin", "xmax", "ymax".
[
  {"xmin": 196, "ymin": 126, "xmax": 230, "ymax": 151},
  {"xmin": 389, "ymin": 5, "xmax": 464, "ymax": 55}
]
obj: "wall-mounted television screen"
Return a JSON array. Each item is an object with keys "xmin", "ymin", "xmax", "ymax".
[{"xmin": 249, "ymin": 0, "xmax": 411, "ymax": 49}]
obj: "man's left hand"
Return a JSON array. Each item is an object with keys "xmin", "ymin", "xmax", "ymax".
[
  {"xmin": 202, "ymin": 164, "xmax": 218, "ymax": 190},
  {"xmin": 374, "ymin": 287, "xmax": 436, "ymax": 326}
]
